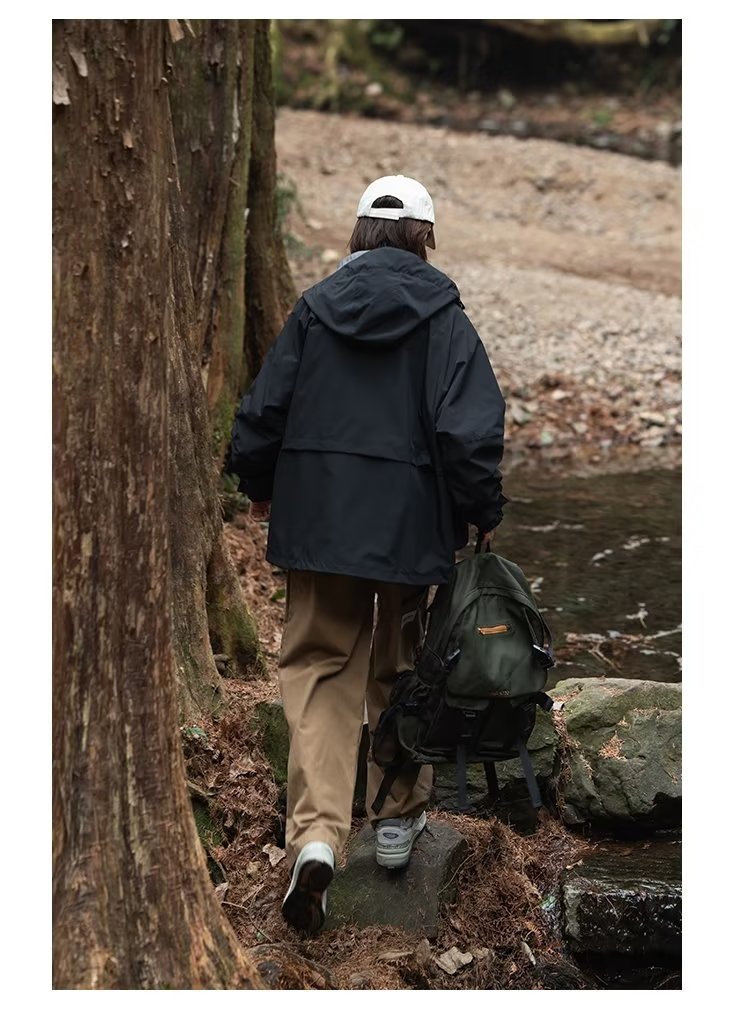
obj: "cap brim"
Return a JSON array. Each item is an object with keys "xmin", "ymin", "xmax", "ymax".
[{"xmin": 426, "ymin": 225, "xmax": 436, "ymax": 250}]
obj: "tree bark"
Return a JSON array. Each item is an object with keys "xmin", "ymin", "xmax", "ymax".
[
  {"xmin": 52, "ymin": 19, "xmax": 262, "ymax": 988},
  {"xmin": 170, "ymin": 20, "xmax": 295, "ymax": 438},
  {"xmin": 170, "ymin": 21, "xmax": 257, "ymax": 449},
  {"xmin": 166, "ymin": 102, "xmax": 265, "ymax": 721},
  {"xmin": 245, "ymin": 22, "xmax": 297, "ymax": 376},
  {"xmin": 167, "ymin": 21, "xmax": 266, "ymax": 715}
]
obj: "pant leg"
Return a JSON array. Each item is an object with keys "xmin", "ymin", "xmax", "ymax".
[
  {"xmin": 366, "ymin": 582, "xmax": 433, "ymax": 823},
  {"xmin": 279, "ymin": 570, "xmax": 374, "ymax": 866}
]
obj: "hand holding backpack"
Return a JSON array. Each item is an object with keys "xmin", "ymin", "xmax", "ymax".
[{"xmin": 371, "ymin": 535, "xmax": 561, "ymax": 813}]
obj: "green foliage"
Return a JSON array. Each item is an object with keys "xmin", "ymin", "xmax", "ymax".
[
  {"xmin": 212, "ymin": 392, "xmax": 237, "ymax": 461},
  {"xmin": 184, "ymin": 725, "xmax": 208, "ymax": 740},
  {"xmin": 368, "ymin": 21, "xmax": 404, "ymax": 51},
  {"xmin": 592, "ymin": 109, "xmax": 613, "ymax": 127},
  {"xmin": 655, "ymin": 20, "xmax": 679, "ymax": 45},
  {"xmin": 221, "ymin": 471, "xmax": 239, "ymax": 494}
]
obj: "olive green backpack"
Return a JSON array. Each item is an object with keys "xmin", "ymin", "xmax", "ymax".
[{"xmin": 371, "ymin": 538, "xmax": 560, "ymax": 813}]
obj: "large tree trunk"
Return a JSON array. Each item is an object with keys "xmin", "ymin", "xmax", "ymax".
[
  {"xmin": 167, "ymin": 20, "xmax": 267, "ymax": 716},
  {"xmin": 52, "ymin": 20, "xmax": 261, "ymax": 988}
]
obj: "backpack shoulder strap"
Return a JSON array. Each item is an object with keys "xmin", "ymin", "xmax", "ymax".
[
  {"xmin": 516, "ymin": 738, "xmax": 542, "ymax": 809},
  {"xmin": 371, "ymin": 765, "xmax": 402, "ymax": 815}
]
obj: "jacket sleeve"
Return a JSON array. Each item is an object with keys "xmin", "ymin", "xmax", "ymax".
[
  {"xmin": 228, "ymin": 299, "xmax": 308, "ymax": 501},
  {"xmin": 434, "ymin": 310, "xmax": 508, "ymax": 533}
]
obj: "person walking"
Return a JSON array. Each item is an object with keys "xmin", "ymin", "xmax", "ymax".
[{"xmin": 229, "ymin": 174, "xmax": 507, "ymax": 935}]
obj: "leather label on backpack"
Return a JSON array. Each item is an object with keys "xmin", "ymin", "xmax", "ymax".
[{"xmin": 477, "ymin": 623, "xmax": 511, "ymax": 635}]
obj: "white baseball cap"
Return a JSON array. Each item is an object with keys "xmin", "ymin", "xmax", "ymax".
[{"xmin": 357, "ymin": 174, "xmax": 435, "ymax": 225}]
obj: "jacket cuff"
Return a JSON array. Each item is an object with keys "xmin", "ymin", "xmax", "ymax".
[
  {"xmin": 237, "ymin": 472, "xmax": 274, "ymax": 502},
  {"xmin": 476, "ymin": 494, "xmax": 509, "ymax": 533}
]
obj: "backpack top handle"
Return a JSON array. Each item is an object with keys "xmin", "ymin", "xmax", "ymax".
[{"xmin": 474, "ymin": 534, "xmax": 492, "ymax": 556}]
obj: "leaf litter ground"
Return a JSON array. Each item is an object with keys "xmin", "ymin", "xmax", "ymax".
[{"xmin": 185, "ymin": 608, "xmax": 589, "ymax": 989}]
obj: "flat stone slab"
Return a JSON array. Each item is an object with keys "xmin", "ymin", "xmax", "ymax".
[
  {"xmin": 562, "ymin": 840, "xmax": 681, "ymax": 958},
  {"xmin": 326, "ymin": 820, "xmax": 469, "ymax": 938}
]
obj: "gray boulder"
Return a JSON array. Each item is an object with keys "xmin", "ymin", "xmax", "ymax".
[
  {"xmin": 550, "ymin": 677, "xmax": 681, "ymax": 829},
  {"xmin": 326, "ymin": 820, "xmax": 468, "ymax": 937},
  {"xmin": 562, "ymin": 840, "xmax": 681, "ymax": 959}
]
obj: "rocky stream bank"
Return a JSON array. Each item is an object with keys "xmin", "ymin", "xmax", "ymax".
[{"xmin": 184, "ymin": 658, "xmax": 681, "ymax": 989}]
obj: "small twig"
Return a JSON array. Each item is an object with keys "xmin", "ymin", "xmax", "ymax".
[{"xmin": 590, "ymin": 647, "xmax": 618, "ymax": 670}]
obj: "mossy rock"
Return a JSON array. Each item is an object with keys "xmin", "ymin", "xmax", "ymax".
[
  {"xmin": 253, "ymin": 700, "xmax": 290, "ymax": 787},
  {"xmin": 207, "ymin": 597, "xmax": 264, "ymax": 677},
  {"xmin": 326, "ymin": 820, "xmax": 469, "ymax": 937},
  {"xmin": 254, "ymin": 700, "xmax": 370, "ymax": 810},
  {"xmin": 549, "ymin": 677, "xmax": 682, "ymax": 830},
  {"xmin": 192, "ymin": 798, "xmax": 224, "ymax": 848},
  {"xmin": 190, "ymin": 796, "xmax": 226, "ymax": 885}
]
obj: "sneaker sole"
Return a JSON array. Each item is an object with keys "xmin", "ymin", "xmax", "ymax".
[
  {"xmin": 281, "ymin": 859, "xmax": 334, "ymax": 935},
  {"xmin": 375, "ymin": 813, "xmax": 427, "ymax": 869}
]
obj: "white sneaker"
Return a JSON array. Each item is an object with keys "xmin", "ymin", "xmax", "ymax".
[
  {"xmin": 281, "ymin": 841, "xmax": 335, "ymax": 935},
  {"xmin": 375, "ymin": 811, "xmax": 427, "ymax": 869}
]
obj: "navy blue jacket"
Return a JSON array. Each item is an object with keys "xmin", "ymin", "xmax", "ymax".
[{"xmin": 230, "ymin": 247, "xmax": 507, "ymax": 585}]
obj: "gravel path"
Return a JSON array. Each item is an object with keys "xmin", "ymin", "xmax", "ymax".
[{"xmin": 276, "ymin": 109, "xmax": 681, "ymax": 462}]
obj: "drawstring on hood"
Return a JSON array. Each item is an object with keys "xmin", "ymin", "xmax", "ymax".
[{"xmin": 303, "ymin": 247, "xmax": 462, "ymax": 346}]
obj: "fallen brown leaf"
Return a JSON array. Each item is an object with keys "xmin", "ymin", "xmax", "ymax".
[{"xmin": 435, "ymin": 947, "xmax": 473, "ymax": 975}]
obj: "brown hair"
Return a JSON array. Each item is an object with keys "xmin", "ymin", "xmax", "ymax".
[{"xmin": 347, "ymin": 195, "xmax": 435, "ymax": 261}]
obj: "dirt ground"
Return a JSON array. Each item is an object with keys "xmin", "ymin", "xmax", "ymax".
[{"xmin": 276, "ymin": 108, "xmax": 681, "ymax": 464}]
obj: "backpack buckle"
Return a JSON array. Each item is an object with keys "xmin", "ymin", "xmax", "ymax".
[
  {"xmin": 532, "ymin": 644, "xmax": 555, "ymax": 669},
  {"xmin": 445, "ymin": 647, "xmax": 461, "ymax": 671}
]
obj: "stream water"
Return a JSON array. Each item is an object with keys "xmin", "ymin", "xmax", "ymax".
[{"xmin": 475, "ymin": 462, "xmax": 682, "ymax": 685}]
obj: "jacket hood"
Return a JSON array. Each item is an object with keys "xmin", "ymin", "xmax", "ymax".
[{"xmin": 302, "ymin": 247, "xmax": 462, "ymax": 345}]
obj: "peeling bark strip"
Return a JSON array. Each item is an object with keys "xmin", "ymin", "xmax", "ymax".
[
  {"xmin": 52, "ymin": 20, "xmax": 261, "ymax": 989},
  {"xmin": 244, "ymin": 21, "xmax": 296, "ymax": 379}
]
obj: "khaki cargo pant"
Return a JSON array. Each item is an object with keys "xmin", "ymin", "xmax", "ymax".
[{"xmin": 279, "ymin": 570, "xmax": 433, "ymax": 866}]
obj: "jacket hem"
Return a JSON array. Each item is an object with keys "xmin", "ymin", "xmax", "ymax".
[{"xmin": 266, "ymin": 551, "xmax": 454, "ymax": 587}]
